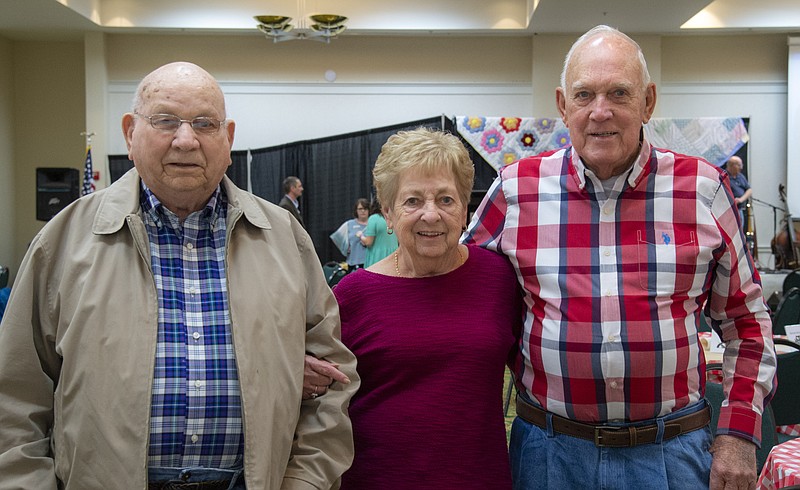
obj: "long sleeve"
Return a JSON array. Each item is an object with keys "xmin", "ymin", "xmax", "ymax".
[
  {"xmin": 0, "ymin": 236, "xmax": 60, "ymax": 489},
  {"xmin": 282, "ymin": 216, "xmax": 360, "ymax": 490},
  {"xmin": 706, "ymin": 174, "xmax": 776, "ymax": 445}
]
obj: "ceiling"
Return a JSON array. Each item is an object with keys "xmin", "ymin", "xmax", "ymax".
[{"xmin": 1, "ymin": 0, "xmax": 800, "ymax": 42}]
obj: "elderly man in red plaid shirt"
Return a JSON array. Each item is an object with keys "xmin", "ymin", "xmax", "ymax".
[{"xmin": 464, "ymin": 25, "xmax": 776, "ymax": 490}]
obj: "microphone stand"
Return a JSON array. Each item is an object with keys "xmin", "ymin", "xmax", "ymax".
[{"xmin": 750, "ymin": 197, "xmax": 788, "ymax": 271}]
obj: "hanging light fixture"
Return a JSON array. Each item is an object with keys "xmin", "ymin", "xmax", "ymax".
[{"xmin": 255, "ymin": 1, "xmax": 347, "ymax": 44}]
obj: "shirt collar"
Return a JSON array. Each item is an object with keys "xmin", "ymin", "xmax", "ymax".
[
  {"xmin": 570, "ymin": 137, "xmax": 653, "ymax": 192},
  {"xmin": 139, "ymin": 182, "xmax": 224, "ymax": 231}
]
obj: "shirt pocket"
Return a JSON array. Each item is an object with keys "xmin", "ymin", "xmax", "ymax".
[{"xmin": 637, "ymin": 229, "xmax": 697, "ymax": 294}]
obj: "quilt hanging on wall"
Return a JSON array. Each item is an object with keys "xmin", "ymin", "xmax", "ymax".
[{"xmin": 455, "ymin": 116, "xmax": 749, "ymax": 171}]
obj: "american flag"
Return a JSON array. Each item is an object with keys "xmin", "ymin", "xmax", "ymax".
[{"xmin": 81, "ymin": 145, "xmax": 95, "ymax": 195}]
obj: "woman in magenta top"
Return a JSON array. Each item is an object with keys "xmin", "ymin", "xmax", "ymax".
[{"xmin": 333, "ymin": 128, "xmax": 522, "ymax": 489}]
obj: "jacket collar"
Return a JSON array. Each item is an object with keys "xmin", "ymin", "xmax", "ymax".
[{"xmin": 92, "ymin": 168, "xmax": 272, "ymax": 235}]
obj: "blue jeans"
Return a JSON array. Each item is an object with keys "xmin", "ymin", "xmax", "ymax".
[
  {"xmin": 509, "ymin": 401, "xmax": 713, "ymax": 489},
  {"xmin": 148, "ymin": 467, "xmax": 245, "ymax": 489}
]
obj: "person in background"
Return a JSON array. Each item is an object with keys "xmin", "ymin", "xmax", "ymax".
[
  {"xmin": 360, "ymin": 198, "xmax": 398, "ymax": 268},
  {"xmin": 725, "ymin": 155, "xmax": 753, "ymax": 231},
  {"xmin": 331, "ymin": 127, "xmax": 522, "ymax": 489},
  {"xmin": 464, "ymin": 25, "xmax": 775, "ymax": 489},
  {"xmin": 0, "ymin": 61, "xmax": 358, "ymax": 489},
  {"xmin": 279, "ymin": 175, "xmax": 305, "ymax": 228},
  {"xmin": 330, "ymin": 198, "xmax": 370, "ymax": 270}
]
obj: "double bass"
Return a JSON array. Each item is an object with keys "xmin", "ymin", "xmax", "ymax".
[{"xmin": 771, "ymin": 184, "xmax": 797, "ymax": 269}]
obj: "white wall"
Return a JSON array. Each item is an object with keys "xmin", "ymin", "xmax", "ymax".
[
  {"xmin": 106, "ymin": 81, "xmax": 533, "ymax": 154},
  {"xmin": 788, "ymin": 37, "xmax": 800, "ymax": 216},
  {"xmin": 658, "ymin": 81, "xmax": 787, "ymax": 264}
]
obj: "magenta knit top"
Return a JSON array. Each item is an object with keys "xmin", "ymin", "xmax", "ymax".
[{"xmin": 334, "ymin": 245, "xmax": 522, "ymax": 490}]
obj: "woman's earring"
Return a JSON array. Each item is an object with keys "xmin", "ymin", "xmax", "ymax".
[{"xmin": 387, "ymin": 228, "xmax": 394, "ymax": 235}]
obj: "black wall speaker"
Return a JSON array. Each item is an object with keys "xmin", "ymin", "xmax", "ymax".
[{"xmin": 36, "ymin": 167, "xmax": 80, "ymax": 221}]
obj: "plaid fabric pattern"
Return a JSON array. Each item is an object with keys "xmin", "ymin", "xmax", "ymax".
[
  {"xmin": 464, "ymin": 141, "xmax": 775, "ymax": 444},
  {"xmin": 141, "ymin": 183, "xmax": 244, "ymax": 468}
]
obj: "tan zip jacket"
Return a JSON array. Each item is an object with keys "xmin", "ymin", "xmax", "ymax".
[{"xmin": 0, "ymin": 169, "xmax": 358, "ymax": 489}]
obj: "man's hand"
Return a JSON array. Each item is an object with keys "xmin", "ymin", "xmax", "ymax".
[
  {"xmin": 302, "ymin": 354, "xmax": 351, "ymax": 400},
  {"xmin": 709, "ymin": 435, "xmax": 757, "ymax": 490}
]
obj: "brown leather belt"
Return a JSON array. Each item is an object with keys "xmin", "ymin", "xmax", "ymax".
[{"xmin": 515, "ymin": 396, "xmax": 710, "ymax": 448}]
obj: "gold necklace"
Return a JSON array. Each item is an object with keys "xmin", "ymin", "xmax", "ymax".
[{"xmin": 394, "ymin": 246, "xmax": 465, "ymax": 277}]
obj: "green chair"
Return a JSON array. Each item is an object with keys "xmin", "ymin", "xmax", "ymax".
[
  {"xmin": 783, "ymin": 269, "xmax": 800, "ymax": 295},
  {"xmin": 705, "ymin": 372, "xmax": 778, "ymax": 472},
  {"xmin": 772, "ymin": 287, "xmax": 800, "ymax": 336},
  {"xmin": 321, "ymin": 261, "xmax": 348, "ymax": 288},
  {"xmin": 771, "ymin": 338, "xmax": 800, "ymax": 443}
]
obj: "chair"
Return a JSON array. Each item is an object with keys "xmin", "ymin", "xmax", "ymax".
[
  {"xmin": 705, "ymin": 370, "xmax": 778, "ymax": 472},
  {"xmin": 321, "ymin": 261, "xmax": 348, "ymax": 288},
  {"xmin": 770, "ymin": 338, "xmax": 800, "ymax": 443},
  {"xmin": 784, "ymin": 269, "xmax": 800, "ymax": 295},
  {"xmin": 772, "ymin": 287, "xmax": 800, "ymax": 336},
  {"xmin": 698, "ymin": 312, "xmax": 712, "ymax": 333}
]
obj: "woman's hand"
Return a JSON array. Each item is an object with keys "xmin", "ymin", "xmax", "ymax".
[
  {"xmin": 303, "ymin": 354, "xmax": 351, "ymax": 400},
  {"xmin": 360, "ymin": 234, "xmax": 375, "ymax": 247}
]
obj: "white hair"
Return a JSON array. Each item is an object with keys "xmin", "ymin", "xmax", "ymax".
[{"xmin": 560, "ymin": 25, "xmax": 651, "ymax": 92}]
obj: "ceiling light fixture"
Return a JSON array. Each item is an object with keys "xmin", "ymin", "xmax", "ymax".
[{"xmin": 255, "ymin": 1, "xmax": 347, "ymax": 44}]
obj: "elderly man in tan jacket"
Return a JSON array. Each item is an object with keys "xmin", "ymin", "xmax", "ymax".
[{"xmin": 0, "ymin": 61, "xmax": 358, "ymax": 490}]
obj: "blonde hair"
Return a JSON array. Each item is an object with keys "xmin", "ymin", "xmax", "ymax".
[{"xmin": 372, "ymin": 127, "xmax": 474, "ymax": 209}]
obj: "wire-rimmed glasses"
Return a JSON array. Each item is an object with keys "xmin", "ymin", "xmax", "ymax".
[{"xmin": 134, "ymin": 113, "xmax": 225, "ymax": 134}]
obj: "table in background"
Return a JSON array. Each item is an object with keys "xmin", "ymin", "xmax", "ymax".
[{"xmin": 757, "ymin": 437, "xmax": 800, "ymax": 489}]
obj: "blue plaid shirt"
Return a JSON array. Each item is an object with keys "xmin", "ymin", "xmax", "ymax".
[{"xmin": 141, "ymin": 183, "xmax": 244, "ymax": 469}]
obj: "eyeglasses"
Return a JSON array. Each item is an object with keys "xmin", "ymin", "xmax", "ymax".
[{"xmin": 135, "ymin": 113, "xmax": 225, "ymax": 134}]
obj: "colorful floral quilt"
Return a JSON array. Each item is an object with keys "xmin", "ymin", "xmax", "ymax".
[{"xmin": 455, "ymin": 116, "xmax": 749, "ymax": 171}]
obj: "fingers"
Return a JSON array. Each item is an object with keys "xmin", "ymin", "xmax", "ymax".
[
  {"xmin": 304, "ymin": 354, "xmax": 351, "ymax": 384},
  {"xmin": 709, "ymin": 435, "xmax": 757, "ymax": 490},
  {"xmin": 302, "ymin": 383, "xmax": 330, "ymax": 400},
  {"xmin": 302, "ymin": 354, "xmax": 350, "ymax": 401}
]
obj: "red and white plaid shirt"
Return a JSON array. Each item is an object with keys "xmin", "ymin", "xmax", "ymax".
[{"xmin": 464, "ymin": 140, "xmax": 776, "ymax": 445}]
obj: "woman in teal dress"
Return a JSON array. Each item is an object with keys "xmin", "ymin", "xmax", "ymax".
[{"xmin": 360, "ymin": 199, "xmax": 398, "ymax": 268}]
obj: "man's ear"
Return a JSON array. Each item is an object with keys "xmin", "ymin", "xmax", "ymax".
[
  {"xmin": 122, "ymin": 113, "xmax": 135, "ymax": 157},
  {"xmin": 641, "ymin": 83, "xmax": 657, "ymax": 124}
]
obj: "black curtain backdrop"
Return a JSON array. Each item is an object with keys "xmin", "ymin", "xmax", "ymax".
[{"xmin": 107, "ymin": 115, "xmax": 500, "ymax": 264}]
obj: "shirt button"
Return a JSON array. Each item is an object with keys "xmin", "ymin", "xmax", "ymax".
[
  {"xmin": 188, "ymin": 287, "xmax": 197, "ymax": 295},
  {"xmin": 608, "ymin": 334, "xmax": 617, "ymax": 342},
  {"xmin": 195, "ymin": 380, "xmax": 203, "ymax": 388},
  {"xmin": 192, "ymin": 332, "xmax": 201, "ymax": 340},
  {"xmin": 610, "ymin": 381, "xmax": 619, "ymax": 389},
  {"xmin": 604, "ymin": 250, "xmax": 611, "ymax": 257},
  {"xmin": 605, "ymin": 290, "xmax": 613, "ymax": 297},
  {"xmin": 603, "ymin": 207, "xmax": 612, "ymax": 215},
  {"xmin": 186, "ymin": 243, "xmax": 194, "ymax": 250},
  {"xmin": 191, "ymin": 434, "xmax": 199, "ymax": 443}
]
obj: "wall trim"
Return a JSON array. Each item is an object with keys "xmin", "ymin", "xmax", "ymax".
[
  {"xmin": 660, "ymin": 81, "xmax": 787, "ymax": 95},
  {"xmin": 109, "ymin": 81, "xmax": 533, "ymax": 96}
]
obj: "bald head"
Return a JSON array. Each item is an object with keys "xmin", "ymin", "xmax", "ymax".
[
  {"xmin": 122, "ymin": 61, "xmax": 235, "ymax": 219},
  {"xmin": 132, "ymin": 62, "xmax": 226, "ymax": 118},
  {"xmin": 727, "ymin": 155, "xmax": 743, "ymax": 175},
  {"xmin": 560, "ymin": 25, "xmax": 650, "ymax": 93}
]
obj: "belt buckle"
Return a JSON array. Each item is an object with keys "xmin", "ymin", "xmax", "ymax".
[{"xmin": 593, "ymin": 425, "xmax": 624, "ymax": 447}]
